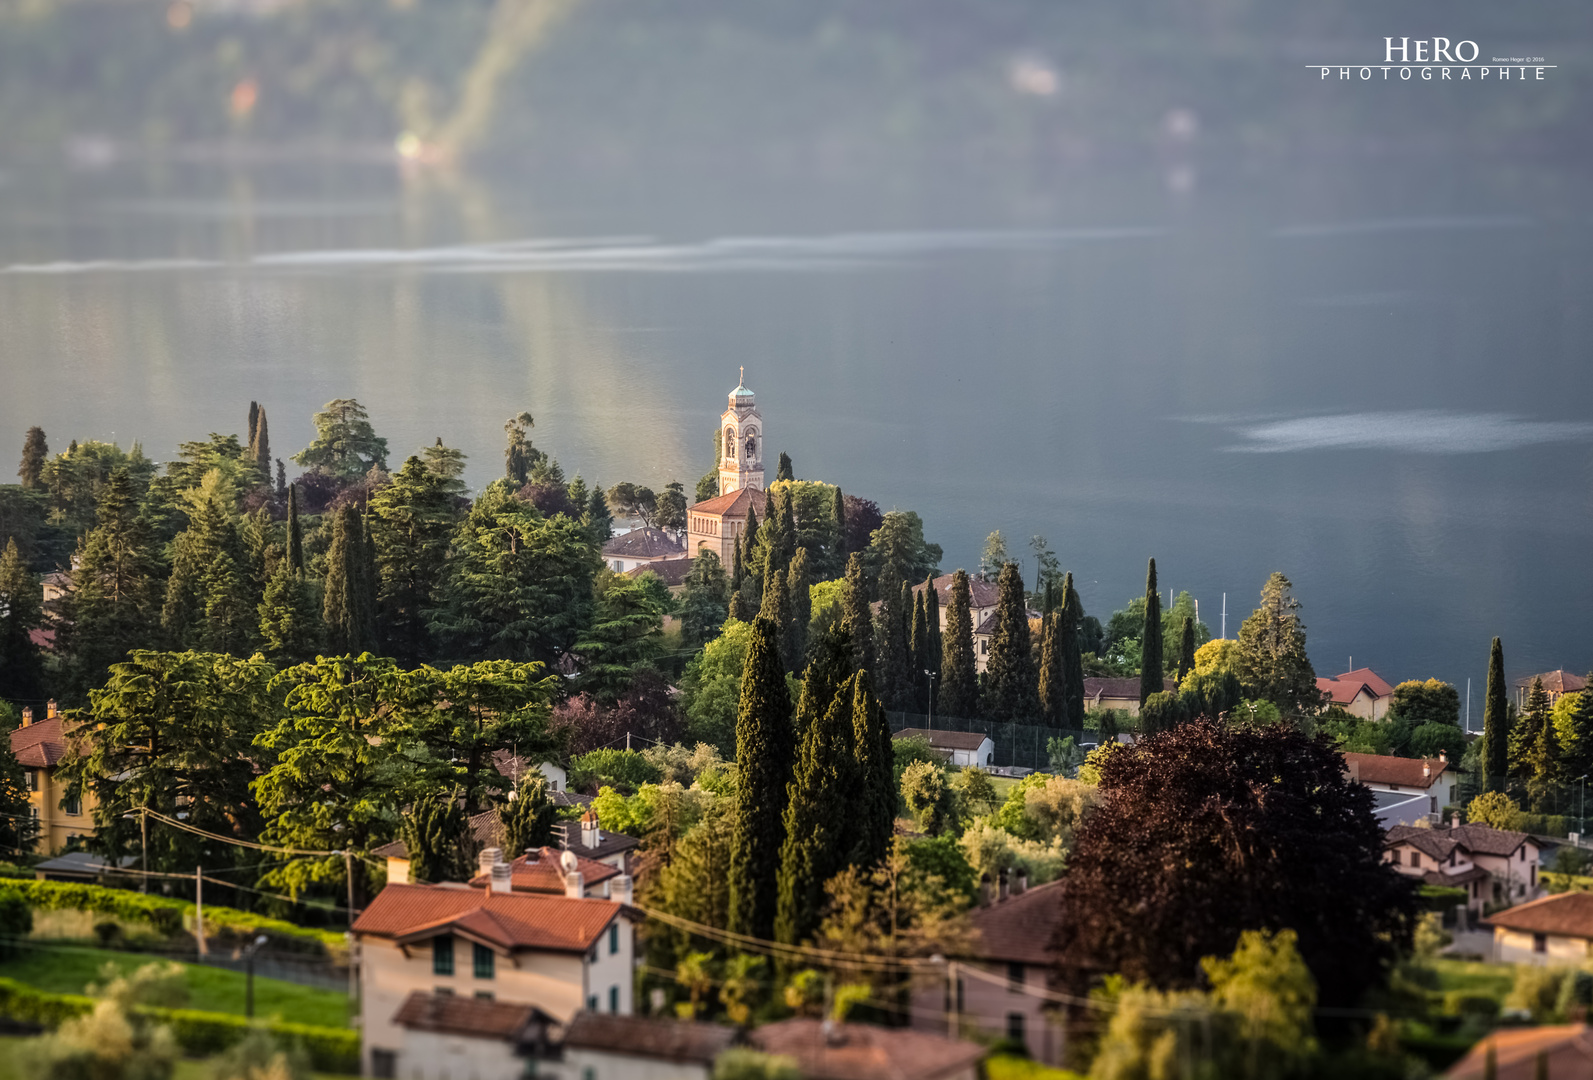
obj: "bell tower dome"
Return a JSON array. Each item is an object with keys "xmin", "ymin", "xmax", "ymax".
[{"xmin": 718, "ymin": 367, "xmax": 764, "ymax": 495}]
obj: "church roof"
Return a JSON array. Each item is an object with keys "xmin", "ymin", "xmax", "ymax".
[{"xmin": 690, "ymin": 486, "xmax": 767, "ymax": 519}]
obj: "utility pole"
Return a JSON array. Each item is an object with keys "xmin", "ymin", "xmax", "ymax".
[
  {"xmin": 344, "ymin": 850, "xmax": 360, "ymax": 1019},
  {"xmin": 195, "ymin": 865, "xmax": 206, "ymax": 958},
  {"xmin": 925, "ymin": 670, "xmax": 937, "ymax": 730},
  {"xmin": 140, "ymin": 808, "xmax": 148, "ymax": 893}
]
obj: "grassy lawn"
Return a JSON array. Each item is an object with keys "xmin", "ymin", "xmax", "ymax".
[
  {"xmin": 0, "ymin": 1035, "xmax": 357, "ymax": 1080},
  {"xmin": 985, "ymin": 1053, "xmax": 1085, "ymax": 1080},
  {"xmin": 990, "ymin": 776, "xmax": 1019, "ymax": 803},
  {"xmin": 0, "ymin": 942, "xmax": 350, "ymax": 1028},
  {"xmin": 1431, "ymin": 957, "xmax": 1517, "ymax": 1002}
]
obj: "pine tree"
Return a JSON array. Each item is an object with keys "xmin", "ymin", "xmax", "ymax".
[
  {"xmin": 1176, "ymin": 616, "xmax": 1196, "ymax": 680},
  {"xmin": 728, "ymin": 616, "xmax": 796, "ymax": 940},
  {"xmin": 502, "ymin": 774, "xmax": 558, "ymax": 855},
  {"xmin": 369, "ymin": 456, "xmax": 462, "ymax": 664},
  {"xmin": 839, "ymin": 552, "xmax": 875, "ymax": 681},
  {"xmin": 776, "ymin": 668, "xmax": 860, "ymax": 945},
  {"xmin": 758, "ymin": 561, "xmax": 797, "ymax": 673},
  {"xmin": 162, "ymin": 477, "xmax": 253, "ymax": 654},
  {"xmin": 286, "ymin": 483, "xmax": 304, "ymax": 573},
  {"xmin": 850, "ymin": 674, "xmax": 895, "ymax": 870},
  {"xmin": 1061, "ymin": 573, "xmax": 1086, "ymax": 727},
  {"xmin": 983, "ymin": 562, "xmax": 1039, "ymax": 720},
  {"xmin": 323, "ymin": 504, "xmax": 376, "ymax": 655},
  {"xmin": 403, "ymin": 790, "xmax": 477, "ymax": 884},
  {"xmin": 258, "ymin": 560, "xmax": 321, "ymax": 665},
  {"xmin": 680, "ymin": 550, "xmax": 731, "ymax": 647},
  {"xmin": 1482, "ymin": 637, "xmax": 1510, "ymax": 792},
  {"xmin": 63, "ymin": 467, "xmax": 160, "ymax": 694},
  {"xmin": 786, "ymin": 548, "xmax": 811, "ymax": 669},
  {"xmin": 940, "ymin": 570, "xmax": 979, "ymax": 718},
  {"xmin": 1235, "ymin": 572, "xmax": 1318, "ymax": 716},
  {"xmin": 17, "ymin": 428, "xmax": 46, "ymax": 490},
  {"xmin": 0, "ymin": 539, "xmax": 43, "ymax": 703},
  {"xmin": 1510, "ymin": 677, "xmax": 1551, "ymax": 784},
  {"xmin": 1140, "ymin": 558, "xmax": 1164, "ymax": 705},
  {"xmin": 1037, "ymin": 611, "xmax": 1067, "ymax": 726},
  {"xmin": 586, "ymin": 484, "xmax": 615, "ymax": 544}
]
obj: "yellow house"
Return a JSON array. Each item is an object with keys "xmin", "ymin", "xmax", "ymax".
[{"xmin": 11, "ymin": 702, "xmax": 96, "ymax": 854}]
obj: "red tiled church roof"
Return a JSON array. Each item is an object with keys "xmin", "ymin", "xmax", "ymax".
[{"xmin": 689, "ymin": 487, "xmax": 767, "ymax": 519}]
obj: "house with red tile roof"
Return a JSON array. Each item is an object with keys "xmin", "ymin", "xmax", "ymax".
[
  {"xmin": 353, "ymin": 865, "xmax": 639, "ymax": 1078},
  {"xmin": 751, "ymin": 1018, "xmax": 985, "ymax": 1080},
  {"xmin": 1384, "ymin": 823, "xmax": 1542, "ymax": 915},
  {"xmin": 9, "ymin": 702, "xmax": 94, "ymax": 854},
  {"xmin": 1316, "ymin": 668, "xmax": 1396, "ymax": 720},
  {"xmin": 1443, "ymin": 1024, "xmax": 1593, "ymax": 1080},
  {"xmin": 1343, "ymin": 752, "xmax": 1456, "ymax": 826},
  {"xmin": 1483, "ymin": 892, "xmax": 1593, "ymax": 966},
  {"xmin": 910, "ymin": 873, "xmax": 1066, "ymax": 1065},
  {"xmin": 1515, "ymin": 670, "xmax": 1587, "ymax": 711},
  {"xmin": 384, "ymin": 992, "xmax": 559, "ymax": 1080},
  {"xmin": 542, "ymin": 1012, "xmax": 740, "ymax": 1080}
]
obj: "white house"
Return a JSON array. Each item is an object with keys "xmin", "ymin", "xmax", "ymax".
[
  {"xmin": 352, "ymin": 854, "xmax": 639, "ymax": 1079},
  {"xmin": 1484, "ymin": 892, "xmax": 1593, "ymax": 966},
  {"xmin": 1343, "ymin": 752, "xmax": 1456, "ymax": 824},
  {"xmin": 895, "ymin": 729, "xmax": 995, "ymax": 768}
]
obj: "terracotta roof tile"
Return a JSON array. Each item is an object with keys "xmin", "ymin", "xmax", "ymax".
[
  {"xmin": 602, "ymin": 528, "xmax": 685, "ymax": 560},
  {"xmin": 750, "ymin": 1019, "xmax": 985, "ymax": 1080},
  {"xmin": 894, "ymin": 729, "xmax": 990, "ymax": 752},
  {"xmin": 1343, "ymin": 752, "xmax": 1448, "ymax": 790},
  {"xmin": 468, "ymin": 848, "xmax": 620, "ymax": 893},
  {"xmin": 10, "ymin": 716, "xmax": 73, "ymax": 769},
  {"xmin": 1444, "ymin": 1024, "xmax": 1593, "ymax": 1080},
  {"xmin": 352, "ymin": 882, "xmax": 623, "ymax": 953},
  {"xmin": 1515, "ymin": 671, "xmax": 1588, "ymax": 695},
  {"xmin": 1333, "ymin": 668, "xmax": 1395, "ymax": 697},
  {"xmin": 913, "ymin": 574, "xmax": 1000, "ymax": 612},
  {"xmin": 627, "ymin": 557, "xmax": 695, "ymax": 586},
  {"xmin": 392, "ymin": 990, "xmax": 544, "ymax": 1039},
  {"xmin": 1483, "ymin": 892, "xmax": 1593, "ymax": 938},
  {"xmin": 689, "ymin": 487, "xmax": 767, "ymax": 519},
  {"xmin": 967, "ymin": 880, "xmax": 1065, "ymax": 965},
  {"xmin": 562, "ymin": 1013, "xmax": 737, "ymax": 1064}
]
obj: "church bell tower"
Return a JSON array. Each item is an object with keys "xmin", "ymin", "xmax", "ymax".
[{"xmin": 718, "ymin": 368, "xmax": 763, "ymax": 495}]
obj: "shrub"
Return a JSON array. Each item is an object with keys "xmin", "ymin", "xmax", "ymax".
[
  {"xmin": 93, "ymin": 921, "xmax": 125, "ymax": 950},
  {"xmin": 1466, "ymin": 791, "xmax": 1525, "ymax": 831},
  {"xmin": 1441, "ymin": 991, "xmax": 1500, "ymax": 1020},
  {"xmin": 568, "ymin": 749, "xmax": 662, "ymax": 794},
  {"xmin": 0, "ymin": 888, "xmax": 32, "ymax": 957},
  {"xmin": 1506, "ymin": 966, "xmax": 1574, "ymax": 1022}
]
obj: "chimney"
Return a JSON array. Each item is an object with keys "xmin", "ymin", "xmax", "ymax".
[
  {"xmin": 20, "ymin": 708, "xmax": 31, "ymax": 728},
  {"xmin": 978, "ymin": 873, "xmax": 991, "ymax": 907},
  {"xmin": 479, "ymin": 847, "xmax": 502, "ymax": 881},
  {"xmin": 581, "ymin": 810, "xmax": 601, "ymax": 849},
  {"xmin": 566, "ymin": 870, "xmax": 584, "ymax": 898},
  {"xmin": 997, "ymin": 868, "xmax": 1009, "ymax": 902},
  {"xmin": 612, "ymin": 874, "xmax": 633, "ymax": 905},
  {"xmin": 1423, "ymin": 761, "xmax": 1431, "ymax": 779},
  {"xmin": 1439, "ymin": 750, "xmax": 1448, "ymax": 763},
  {"xmin": 45, "ymin": 700, "xmax": 57, "ymax": 720},
  {"xmin": 1014, "ymin": 868, "xmax": 1028, "ymax": 896},
  {"xmin": 524, "ymin": 848, "xmax": 540, "ymax": 863},
  {"xmin": 491, "ymin": 862, "xmax": 513, "ymax": 894}
]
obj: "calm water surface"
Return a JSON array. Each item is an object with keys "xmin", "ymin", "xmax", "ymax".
[{"xmin": 1, "ymin": 156, "xmax": 1589, "ymax": 697}]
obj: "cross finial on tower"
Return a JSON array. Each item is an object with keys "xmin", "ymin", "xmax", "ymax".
[{"xmin": 740, "ymin": 365, "xmax": 745, "ymax": 385}]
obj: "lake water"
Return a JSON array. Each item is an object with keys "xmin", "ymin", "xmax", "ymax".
[{"xmin": 1, "ymin": 151, "xmax": 1589, "ymax": 701}]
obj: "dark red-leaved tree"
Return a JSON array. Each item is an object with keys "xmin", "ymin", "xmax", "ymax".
[{"xmin": 1055, "ymin": 718, "xmax": 1417, "ymax": 1007}]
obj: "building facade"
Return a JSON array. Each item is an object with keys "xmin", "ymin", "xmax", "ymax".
[
  {"xmin": 11, "ymin": 703, "xmax": 95, "ymax": 854},
  {"xmin": 717, "ymin": 371, "xmax": 764, "ymax": 496}
]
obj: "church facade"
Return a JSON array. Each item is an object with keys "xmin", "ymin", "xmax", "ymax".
[{"xmin": 686, "ymin": 373, "xmax": 768, "ymax": 564}]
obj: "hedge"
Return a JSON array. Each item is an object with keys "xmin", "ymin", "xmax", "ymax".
[
  {"xmin": 0, "ymin": 978, "xmax": 359, "ymax": 1073},
  {"xmin": 0, "ymin": 880, "xmax": 345, "ymax": 956}
]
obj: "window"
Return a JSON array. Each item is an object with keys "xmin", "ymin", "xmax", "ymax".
[
  {"xmin": 1431, "ymin": 796, "xmax": 1438, "ymax": 813},
  {"xmin": 609, "ymin": 986, "xmax": 619, "ymax": 1013},
  {"xmin": 609, "ymin": 925, "xmax": 620, "ymax": 955},
  {"xmin": 474, "ymin": 943, "xmax": 495, "ymax": 979},
  {"xmin": 27, "ymin": 770, "xmax": 37, "ymax": 793},
  {"xmin": 1006, "ymin": 1013, "xmax": 1026, "ymax": 1044},
  {"xmin": 1411, "ymin": 852, "xmax": 1421, "ymax": 869},
  {"xmin": 433, "ymin": 935, "xmax": 454, "ymax": 976},
  {"xmin": 371, "ymin": 1049, "xmax": 397, "ymax": 1079},
  {"xmin": 1534, "ymin": 934, "xmax": 1547, "ymax": 954},
  {"xmin": 955, "ymin": 979, "xmax": 965, "ymax": 1014},
  {"xmin": 63, "ymin": 795, "xmax": 80, "ymax": 816},
  {"xmin": 588, "ymin": 995, "xmax": 598, "ymax": 1012},
  {"xmin": 1007, "ymin": 963, "xmax": 1024, "ymax": 991}
]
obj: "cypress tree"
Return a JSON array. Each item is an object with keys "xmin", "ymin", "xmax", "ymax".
[
  {"xmin": 728, "ymin": 616, "xmax": 796, "ymax": 940},
  {"xmin": 1482, "ymin": 637, "xmax": 1509, "ymax": 792},
  {"xmin": 1140, "ymin": 558, "xmax": 1164, "ymax": 705},
  {"xmin": 875, "ymin": 563, "xmax": 911, "ymax": 709},
  {"xmin": 983, "ymin": 562, "xmax": 1039, "ymax": 721},
  {"xmin": 730, "ymin": 528, "xmax": 745, "ymax": 594},
  {"xmin": 777, "ymin": 452, "xmax": 794, "ymax": 482},
  {"xmin": 727, "ymin": 588, "xmax": 752, "ymax": 623},
  {"xmin": 776, "ymin": 667, "xmax": 860, "ymax": 945},
  {"xmin": 286, "ymin": 483, "xmax": 304, "ymax": 574},
  {"xmin": 786, "ymin": 547, "xmax": 811, "ymax": 668},
  {"xmin": 1038, "ymin": 611, "xmax": 1066, "ymax": 726},
  {"xmin": 742, "ymin": 505, "xmax": 761, "ymax": 602},
  {"xmin": 17, "ymin": 427, "xmax": 46, "ymax": 490},
  {"xmin": 403, "ymin": 790, "xmax": 476, "ymax": 884},
  {"xmin": 940, "ymin": 570, "xmax": 979, "ymax": 718},
  {"xmin": 910, "ymin": 588, "xmax": 930, "ymax": 709},
  {"xmin": 831, "ymin": 487, "xmax": 847, "ymax": 563},
  {"xmin": 924, "ymin": 575, "xmax": 942, "ymax": 698},
  {"xmin": 1060, "ymin": 573, "xmax": 1085, "ymax": 727},
  {"xmin": 1176, "ymin": 616, "xmax": 1195, "ymax": 680},
  {"xmin": 323, "ymin": 504, "xmax": 376, "ymax": 655},
  {"xmin": 248, "ymin": 401, "xmax": 260, "ymax": 449},
  {"xmin": 758, "ymin": 560, "xmax": 797, "ymax": 673},
  {"xmin": 275, "ymin": 459, "xmax": 287, "ymax": 498},
  {"xmin": 850, "ymin": 675, "xmax": 895, "ymax": 870},
  {"xmin": 839, "ymin": 552, "xmax": 875, "ymax": 681},
  {"xmin": 502, "ymin": 775, "xmax": 558, "ymax": 855},
  {"xmin": 249, "ymin": 405, "xmax": 272, "ymax": 482}
]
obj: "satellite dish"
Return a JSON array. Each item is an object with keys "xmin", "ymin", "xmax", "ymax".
[{"xmin": 560, "ymin": 850, "xmax": 578, "ymax": 873}]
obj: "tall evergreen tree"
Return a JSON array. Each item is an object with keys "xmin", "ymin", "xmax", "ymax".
[
  {"xmin": 923, "ymin": 576, "xmax": 942, "ymax": 696},
  {"xmin": 17, "ymin": 427, "xmax": 46, "ymax": 490},
  {"xmin": 63, "ymin": 467, "xmax": 160, "ymax": 693},
  {"xmin": 1037, "ymin": 611, "xmax": 1067, "ymax": 727},
  {"xmin": 940, "ymin": 570, "xmax": 979, "ymax": 718},
  {"xmin": 839, "ymin": 552, "xmax": 875, "ymax": 681},
  {"xmin": 786, "ymin": 548, "xmax": 811, "ymax": 668},
  {"xmin": 294, "ymin": 398, "xmax": 388, "ymax": 482},
  {"xmin": 910, "ymin": 588, "xmax": 930, "ymax": 709},
  {"xmin": 776, "ymin": 668, "xmax": 861, "ymax": 945},
  {"xmin": 1176, "ymin": 616, "xmax": 1196, "ymax": 680},
  {"xmin": 586, "ymin": 483, "xmax": 614, "ymax": 544},
  {"xmin": 503, "ymin": 412, "xmax": 540, "ymax": 486},
  {"xmin": 258, "ymin": 560, "xmax": 321, "ymax": 666},
  {"xmin": 850, "ymin": 674, "xmax": 895, "ymax": 870},
  {"xmin": 1235, "ymin": 572, "xmax": 1318, "ymax": 715},
  {"xmin": 0, "ymin": 539, "xmax": 43, "ymax": 703},
  {"xmin": 248, "ymin": 401, "xmax": 260, "ymax": 448},
  {"xmin": 0, "ymin": 704, "xmax": 38, "ymax": 853},
  {"xmin": 728, "ymin": 617, "xmax": 795, "ymax": 940},
  {"xmin": 502, "ymin": 774, "xmax": 558, "ymax": 855},
  {"xmin": 323, "ymin": 503, "xmax": 377, "ymax": 655},
  {"xmin": 1511, "ymin": 677, "xmax": 1558, "ymax": 805},
  {"xmin": 1140, "ymin": 558, "xmax": 1164, "ymax": 705},
  {"xmin": 248, "ymin": 404, "xmax": 271, "ymax": 482},
  {"xmin": 1061, "ymin": 572, "xmax": 1086, "ymax": 727},
  {"xmin": 162, "ymin": 476, "xmax": 253, "ymax": 654},
  {"xmin": 776, "ymin": 452, "xmax": 794, "ymax": 482},
  {"xmin": 680, "ymin": 550, "xmax": 731, "ymax": 647},
  {"xmin": 1481, "ymin": 636, "xmax": 1509, "ymax": 792},
  {"xmin": 983, "ymin": 562, "xmax": 1039, "ymax": 721},
  {"xmin": 403, "ymin": 790, "xmax": 477, "ymax": 885},
  {"xmin": 286, "ymin": 483, "xmax": 304, "ymax": 573},
  {"xmin": 831, "ymin": 486, "xmax": 847, "ymax": 562},
  {"xmin": 758, "ymin": 560, "xmax": 797, "ymax": 673},
  {"xmin": 875, "ymin": 563, "xmax": 911, "ymax": 709},
  {"xmin": 275, "ymin": 459, "xmax": 287, "ymax": 498},
  {"xmin": 369, "ymin": 456, "xmax": 461, "ymax": 664},
  {"xmin": 742, "ymin": 505, "xmax": 761, "ymax": 601}
]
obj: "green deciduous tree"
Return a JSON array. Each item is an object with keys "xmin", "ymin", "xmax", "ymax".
[
  {"xmin": 983, "ymin": 562, "xmax": 1038, "ymax": 721},
  {"xmin": 1388, "ymin": 680, "xmax": 1462, "ymax": 728},
  {"xmin": 1235, "ymin": 573, "xmax": 1318, "ymax": 716},
  {"xmin": 1482, "ymin": 637, "xmax": 1510, "ymax": 792},
  {"xmin": 1139, "ymin": 558, "xmax": 1163, "ymax": 705},
  {"xmin": 940, "ymin": 570, "xmax": 979, "ymax": 719},
  {"xmin": 728, "ymin": 617, "xmax": 795, "ymax": 940},
  {"xmin": 294, "ymin": 398, "xmax": 388, "ymax": 483},
  {"xmin": 657, "ymin": 481, "xmax": 688, "ymax": 537}
]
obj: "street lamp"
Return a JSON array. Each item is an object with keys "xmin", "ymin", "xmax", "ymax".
[
  {"xmin": 1580, "ymin": 776, "xmax": 1588, "ymax": 842},
  {"xmin": 244, "ymin": 934, "xmax": 269, "ymax": 1018},
  {"xmin": 924, "ymin": 670, "xmax": 937, "ymax": 730}
]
